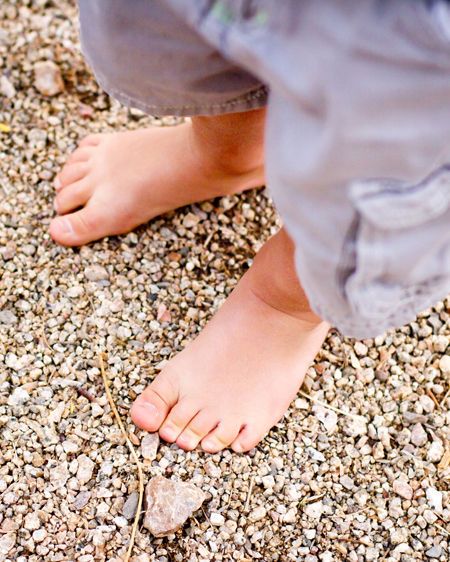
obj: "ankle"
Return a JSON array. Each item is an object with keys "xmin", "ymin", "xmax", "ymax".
[
  {"xmin": 190, "ymin": 110, "xmax": 265, "ymax": 178},
  {"xmin": 246, "ymin": 229, "xmax": 324, "ymax": 325}
]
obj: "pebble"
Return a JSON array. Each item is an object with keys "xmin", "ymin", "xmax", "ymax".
[
  {"xmin": 141, "ymin": 433, "xmax": 159, "ymax": 461},
  {"xmin": 84, "ymin": 265, "xmax": 109, "ymax": 281},
  {"xmin": 389, "ymin": 527, "xmax": 409, "ymax": 545},
  {"xmin": 303, "ymin": 501, "xmax": 324, "ymax": 520},
  {"xmin": 410, "ymin": 423, "xmax": 428, "ymax": 447},
  {"xmin": 312, "ymin": 404, "xmax": 338, "ymax": 433},
  {"xmin": 204, "ymin": 460, "xmax": 221, "ymax": 478},
  {"xmin": 426, "ymin": 487, "xmax": 443, "ymax": 513},
  {"xmin": 0, "ymin": 534, "xmax": 16, "ymax": 557},
  {"xmin": 32, "ymin": 529, "xmax": 47, "ymax": 543},
  {"xmin": 24, "ymin": 513, "xmax": 40, "ymax": 531},
  {"xmin": 34, "ymin": 60, "xmax": 64, "ymax": 96},
  {"xmin": 0, "ymin": 309, "xmax": 18, "ymax": 325},
  {"xmin": 344, "ymin": 416, "xmax": 368, "ymax": 437},
  {"xmin": 72, "ymin": 491, "xmax": 92, "ymax": 511},
  {"xmin": 427, "ymin": 440, "xmax": 444, "ymax": 463},
  {"xmin": 7, "ymin": 387, "xmax": 30, "ymax": 406},
  {"xmin": 76, "ymin": 455, "xmax": 95, "ymax": 485},
  {"xmin": 425, "ymin": 545, "xmax": 443, "ymax": 558},
  {"xmin": 210, "ymin": 513, "xmax": 225, "ymax": 526},
  {"xmin": 438, "ymin": 354, "xmax": 450, "ymax": 374},
  {"xmin": 419, "ymin": 395, "xmax": 435, "ymax": 413},
  {"xmin": 0, "ymin": 75, "xmax": 16, "ymax": 98},
  {"xmin": 143, "ymin": 476, "xmax": 206, "ymax": 536},
  {"xmin": 393, "ymin": 479, "xmax": 413, "ymax": 500},
  {"xmin": 122, "ymin": 492, "xmax": 139, "ymax": 520},
  {"xmin": 248, "ymin": 506, "xmax": 267, "ymax": 523}
]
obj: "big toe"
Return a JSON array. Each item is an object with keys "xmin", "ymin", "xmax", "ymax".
[
  {"xmin": 130, "ymin": 373, "xmax": 178, "ymax": 433},
  {"xmin": 50, "ymin": 203, "xmax": 109, "ymax": 246}
]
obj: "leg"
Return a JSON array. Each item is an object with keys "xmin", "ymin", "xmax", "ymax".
[
  {"xmin": 50, "ymin": 108, "xmax": 265, "ymax": 246},
  {"xmin": 131, "ymin": 227, "xmax": 329, "ymax": 453}
]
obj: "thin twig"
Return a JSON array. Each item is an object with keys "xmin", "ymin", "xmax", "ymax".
[
  {"xmin": 99, "ymin": 353, "xmax": 144, "ymax": 562},
  {"xmin": 426, "ymin": 389, "xmax": 441, "ymax": 410},
  {"xmin": 297, "ymin": 390, "xmax": 361, "ymax": 419},
  {"xmin": 244, "ymin": 476, "xmax": 255, "ymax": 512},
  {"xmin": 431, "ymin": 521, "xmax": 450, "ymax": 537}
]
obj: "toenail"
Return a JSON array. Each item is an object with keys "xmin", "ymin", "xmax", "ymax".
[
  {"xmin": 54, "ymin": 217, "xmax": 74, "ymax": 235},
  {"xmin": 202, "ymin": 439, "xmax": 217, "ymax": 450},
  {"xmin": 161, "ymin": 426, "xmax": 177, "ymax": 440},
  {"xmin": 54, "ymin": 177, "xmax": 62, "ymax": 190},
  {"xmin": 136, "ymin": 401, "xmax": 158, "ymax": 417},
  {"xmin": 53, "ymin": 199, "xmax": 59, "ymax": 213}
]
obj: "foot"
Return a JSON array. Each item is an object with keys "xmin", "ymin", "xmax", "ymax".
[
  {"xmin": 131, "ymin": 230, "xmax": 329, "ymax": 453},
  {"xmin": 50, "ymin": 112, "xmax": 265, "ymax": 246}
]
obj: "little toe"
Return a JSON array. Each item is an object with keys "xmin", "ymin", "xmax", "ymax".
[
  {"xmin": 231, "ymin": 425, "xmax": 261, "ymax": 453},
  {"xmin": 54, "ymin": 180, "xmax": 90, "ymax": 215},
  {"xmin": 159, "ymin": 400, "xmax": 199, "ymax": 443},
  {"xmin": 55, "ymin": 163, "xmax": 90, "ymax": 191},
  {"xmin": 201, "ymin": 421, "xmax": 242, "ymax": 453},
  {"xmin": 176, "ymin": 410, "xmax": 219, "ymax": 451}
]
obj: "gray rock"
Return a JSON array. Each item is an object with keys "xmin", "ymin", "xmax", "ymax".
[
  {"xmin": 143, "ymin": 476, "xmax": 206, "ymax": 537},
  {"xmin": 72, "ymin": 491, "xmax": 92, "ymax": 511},
  {"xmin": 122, "ymin": 491, "xmax": 139, "ymax": 520},
  {"xmin": 393, "ymin": 478, "xmax": 413, "ymax": 500},
  {"xmin": 425, "ymin": 545, "xmax": 443, "ymax": 558},
  {"xmin": 76, "ymin": 455, "xmax": 95, "ymax": 485}
]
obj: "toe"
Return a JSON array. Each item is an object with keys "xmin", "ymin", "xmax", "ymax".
[
  {"xmin": 201, "ymin": 420, "xmax": 242, "ymax": 453},
  {"xmin": 66, "ymin": 146, "xmax": 95, "ymax": 166},
  {"xmin": 49, "ymin": 202, "xmax": 107, "ymax": 246},
  {"xmin": 131, "ymin": 371, "xmax": 179, "ymax": 433},
  {"xmin": 159, "ymin": 399, "xmax": 199, "ymax": 443},
  {"xmin": 55, "ymin": 163, "xmax": 90, "ymax": 191},
  {"xmin": 79, "ymin": 134, "xmax": 102, "ymax": 148},
  {"xmin": 176, "ymin": 410, "xmax": 219, "ymax": 451},
  {"xmin": 54, "ymin": 180, "xmax": 90, "ymax": 215},
  {"xmin": 231, "ymin": 425, "xmax": 261, "ymax": 453}
]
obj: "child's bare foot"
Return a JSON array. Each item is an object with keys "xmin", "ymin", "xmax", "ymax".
[
  {"xmin": 131, "ymin": 230, "xmax": 329, "ymax": 453},
  {"xmin": 50, "ymin": 110, "xmax": 265, "ymax": 246}
]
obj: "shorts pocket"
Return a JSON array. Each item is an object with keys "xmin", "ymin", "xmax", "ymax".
[{"xmin": 342, "ymin": 166, "xmax": 450, "ymax": 324}]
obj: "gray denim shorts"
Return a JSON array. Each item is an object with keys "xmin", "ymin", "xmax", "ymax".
[{"xmin": 78, "ymin": 0, "xmax": 450, "ymax": 338}]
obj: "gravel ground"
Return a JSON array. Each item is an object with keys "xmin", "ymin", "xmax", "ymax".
[{"xmin": 1, "ymin": 2, "xmax": 449, "ymax": 561}]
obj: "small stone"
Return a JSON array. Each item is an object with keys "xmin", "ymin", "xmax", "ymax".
[
  {"xmin": 425, "ymin": 545, "xmax": 443, "ymax": 558},
  {"xmin": 183, "ymin": 213, "xmax": 200, "ymax": 228},
  {"xmin": 427, "ymin": 440, "xmax": 444, "ymax": 463},
  {"xmin": 419, "ymin": 395, "xmax": 435, "ymax": 413},
  {"xmin": 438, "ymin": 354, "xmax": 450, "ymax": 374},
  {"xmin": 141, "ymin": 433, "xmax": 159, "ymax": 461},
  {"xmin": 319, "ymin": 552, "xmax": 333, "ymax": 562},
  {"xmin": 76, "ymin": 455, "xmax": 95, "ymax": 485},
  {"xmin": 204, "ymin": 460, "xmax": 221, "ymax": 478},
  {"xmin": 344, "ymin": 416, "xmax": 368, "ymax": 437},
  {"xmin": 0, "ymin": 534, "xmax": 16, "ymax": 557},
  {"xmin": 72, "ymin": 491, "xmax": 91, "ymax": 511},
  {"xmin": 84, "ymin": 265, "xmax": 108, "ymax": 281},
  {"xmin": 67, "ymin": 286, "xmax": 84, "ymax": 298},
  {"xmin": 354, "ymin": 342, "xmax": 368, "ymax": 356},
  {"xmin": 312, "ymin": 404, "xmax": 338, "ymax": 433},
  {"xmin": 426, "ymin": 487, "xmax": 443, "ymax": 513},
  {"xmin": 7, "ymin": 387, "xmax": 30, "ymax": 406},
  {"xmin": 210, "ymin": 513, "xmax": 225, "ymax": 526},
  {"xmin": 34, "ymin": 61, "xmax": 64, "ymax": 96},
  {"xmin": 340, "ymin": 475, "xmax": 355, "ymax": 490},
  {"xmin": 304, "ymin": 501, "xmax": 324, "ymax": 520},
  {"xmin": 248, "ymin": 506, "xmax": 267, "ymax": 523},
  {"xmin": 306, "ymin": 447, "xmax": 325, "ymax": 462},
  {"xmin": 389, "ymin": 527, "xmax": 409, "ymax": 545},
  {"xmin": 393, "ymin": 479, "xmax": 413, "ymax": 500},
  {"xmin": 411, "ymin": 423, "xmax": 428, "ymax": 447},
  {"xmin": 0, "ymin": 75, "xmax": 16, "ymax": 98},
  {"xmin": 143, "ymin": 476, "xmax": 206, "ymax": 537},
  {"xmin": 32, "ymin": 529, "xmax": 47, "ymax": 543},
  {"xmin": 24, "ymin": 513, "xmax": 40, "ymax": 531},
  {"xmin": 0, "ymin": 309, "xmax": 17, "ymax": 325},
  {"xmin": 122, "ymin": 492, "xmax": 139, "ymax": 520}
]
